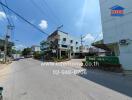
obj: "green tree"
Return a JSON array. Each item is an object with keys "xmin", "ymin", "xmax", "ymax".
[
  {"xmin": 22, "ymin": 48, "xmax": 32, "ymax": 57},
  {"xmin": 33, "ymin": 51, "xmax": 41, "ymax": 59}
]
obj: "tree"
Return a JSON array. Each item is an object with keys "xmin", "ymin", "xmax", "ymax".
[
  {"xmin": 22, "ymin": 48, "xmax": 32, "ymax": 57},
  {"xmin": 33, "ymin": 51, "xmax": 41, "ymax": 59}
]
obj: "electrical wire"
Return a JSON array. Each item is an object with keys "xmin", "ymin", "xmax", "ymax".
[
  {"xmin": 28, "ymin": 0, "xmax": 58, "ymax": 26},
  {"xmin": 4, "ymin": 0, "xmax": 15, "ymax": 27},
  {"xmin": 0, "ymin": 1, "xmax": 49, "ymax": 36},
  {"xmin": 42, "ymin": 0, "xmax": 62, "ymax": 24},
  {"xmin": 0, "ymin": 0, "xmax": 11, "ymax": 26}
]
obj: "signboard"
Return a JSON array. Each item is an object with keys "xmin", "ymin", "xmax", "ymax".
[{"xmin": 110, "ymin": 5, "xmax": 124, "ymax": 16}]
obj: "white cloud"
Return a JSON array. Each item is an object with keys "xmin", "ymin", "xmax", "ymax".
[
  {"xmin": 39, "ymin": 20, "xmax": 48, "ymax": 30},
  {"xmin": 84, "ymin": 33, "xmax": 95, "ymax": 42},
  {"xmin": 0, "ymin": 11, "xmax": 6, "ymax": 20}
]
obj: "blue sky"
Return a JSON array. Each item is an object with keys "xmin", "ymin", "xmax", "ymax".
[{"xmin": 0, "ymin": 0, "xmax": 102, "ymax": 49}]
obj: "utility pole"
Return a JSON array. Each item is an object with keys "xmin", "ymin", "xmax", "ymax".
[
  {"xmin": 81, "ymin": 35, "xmax": 85, "ymax": 46},
  {"xmin": 4, "ymin": 25, "xmax": 14, "ymax": 63},
  {"xmin": 80, "ymin": 35, "xmax": 85, "ymax": 53}
]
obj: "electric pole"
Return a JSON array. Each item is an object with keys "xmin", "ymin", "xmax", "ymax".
[
  {"xmin": 80, "ymin": 35, "xmax": 85, "ymax": 53},
  {"xmin": 81, "ymin": 35, "xmax": 85, "ymax": 46},
  {"xmin": 4, "ymin": 25, "xmax": 14, "ymax": 63}
]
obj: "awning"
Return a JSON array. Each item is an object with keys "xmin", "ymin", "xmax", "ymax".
[
  {"xmin": 92, "ymin": 40, "xmax": 110, "ymax": 51},
  {"xmin": 92, "ymin": 40, "xmax": 114, "ymax": 51}
]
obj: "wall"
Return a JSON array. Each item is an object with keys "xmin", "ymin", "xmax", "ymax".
[
  {"xmin": 100, "ymin": 0, "xmax": 132, "ymax": 44},
  {"xmin": 32, "ymin": 46, "xmax": 41, "ymax": 52},
  {"xmin": 58, "ymin": 31, "xmax": 80, "ymax": 53},
  {"xmin": 100, "ymin": 0, "xmax": 132, "ymax": 70}
]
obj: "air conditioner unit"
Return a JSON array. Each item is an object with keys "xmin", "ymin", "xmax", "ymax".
[{"xmin": 119, "ymin": 39, "xmax": 130, "ymax": 45}]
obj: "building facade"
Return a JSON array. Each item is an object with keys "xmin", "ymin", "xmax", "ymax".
[
  {"xmin": 41, "ymin": 30, "xmax": 81, "ymax": 59},
  {"xmin": 99, "ymin": 0, "xmax": 132, "ymax": 72},
  {"xmin": 31, "ymin": 45, "xmax": 41, "ymax": 52}
]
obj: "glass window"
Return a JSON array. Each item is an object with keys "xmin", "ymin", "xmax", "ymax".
[
  {"xmin": 70, "ymin": 40, "xmax": 73, "ymax": 43},
  {"xmin": 63, "ymin": 38, "xmax": 66, "ymax": 41},
  {"xmin": 62, "ymin": 45, "xmax": 68, "ymax": 48}
]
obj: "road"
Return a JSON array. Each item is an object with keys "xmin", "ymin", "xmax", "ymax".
[{"xmin": 0, "ymin": 58, "xmax": 132, "ymax": 100}]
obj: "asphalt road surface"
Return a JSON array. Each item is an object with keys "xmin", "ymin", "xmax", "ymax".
[{"xmin": 0, "ymin": 58, "xmax": 132, "ymax": 100}]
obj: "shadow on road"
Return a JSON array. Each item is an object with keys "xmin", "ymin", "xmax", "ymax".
[{"xmin": 77, "ymin": 69, "xmax": 132, "ymax": 97}]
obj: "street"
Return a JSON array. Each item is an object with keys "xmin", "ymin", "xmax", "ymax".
[{"xmin": 0, "ymin": 58, "xmax": 132, "ymax": 100}]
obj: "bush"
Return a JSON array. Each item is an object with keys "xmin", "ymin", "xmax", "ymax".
[{"xmin": 33, "ymin": 52, "xmax": 41, "ymax": 59}]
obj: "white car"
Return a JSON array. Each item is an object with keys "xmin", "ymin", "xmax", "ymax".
[{"xmin": 0, "ymin": 52, "xmax": 4, "ymax": 63}]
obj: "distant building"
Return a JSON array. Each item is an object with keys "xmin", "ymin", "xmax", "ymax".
[
  {"xmin": 31, "ymin": 45, "xmax": 41, "ymax": 52},
  {"xmin": 79, "ymin": 46, "xmax": 89, "ymax": 53},
  {"xmin": 40, "ymin": 30, "xmax": 81, "ymax": 59}
]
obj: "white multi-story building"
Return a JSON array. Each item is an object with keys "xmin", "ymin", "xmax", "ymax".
[
  {"xmin": 99, "ymin": 0, "xmax": 132, "ymax": 73},
  {"xmin": 31, "ymin": 45, "xmax": 41, "ymax": 52},
  {"xmin": 41, "ymin": 30, "xmax": 81, "ymax": 58}
]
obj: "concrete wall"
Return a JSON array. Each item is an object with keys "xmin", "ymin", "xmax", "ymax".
[
  {"xmin": 100, "ymin": 0, "xmax": 132, "ymax": 44},
  {"xmin": 119, "ymin": 42, "xmax": 132, "ymax": 70},
  {"xmin": 100, "ymin": 0, "xmax": 132, "ymax": 70}
]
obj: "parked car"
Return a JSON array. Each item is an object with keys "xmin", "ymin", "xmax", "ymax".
[
  {"xmin": 12, "ymin": 54, "xmax": 21, "ymax": 61},
  {"xmin": 0, "ymin": 52, "xmax": 4, "ymax": 63}
]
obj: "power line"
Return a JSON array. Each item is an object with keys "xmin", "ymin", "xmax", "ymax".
[
  {"xmin": 42, "ymin": 0, "xmax": 62, "ymax": 24},
  {"xmin": 28, "ymin": 0, "xmax": 58, "ymax": 26},
  {"xmin": 4, "ymin": 0, "xmax": 15, "ymax": 27},
  {"xmin": 41, "ymin": 0, "xmax": 74, "ymax": 32},
  {"xmin": 0, "ymin": 1, "xmax": 49, "ymax": 36},
  {"xmin": 0, "ymin": 0, "xmax": 11, "ymax": 26},
  {"xmin": 3, "ymin": 0, "xmax": 15, "ymax": 42}
]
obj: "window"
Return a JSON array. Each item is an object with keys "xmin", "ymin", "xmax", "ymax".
[
  {"xmin": 71, "ymin": 46, "xmax": 73, "ymax": 51},
  {"xmin": 76, "ymin": 47, "xmax": 78, "ymax": 49},
  {"xmin": 63, "ymin": 38, "xmax": 66, "ymax": 41},
  {"xmin": 70, "ymin": 40, "xmax": 73, "ymax": 43},
  {"xmin": 62, "ymin": 45, "xmax": 68, "ymax": 48},
  {"xmin": 76, "ymin": 42, "xmax": 78, "ymax": 44}
]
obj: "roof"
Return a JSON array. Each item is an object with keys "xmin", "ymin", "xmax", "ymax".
[
  {"xmin": 48, "ymin": 30, "xmax": 68, "ymax": 39},
  {"xmin": 58, "ymin": 30, "xmax": 68, "ymax": 35},
  {"xmin": 48, "ymin": 30, "xmax": 58, "ymax": 39},
  {"xmin": 92, "ymin": 40, "xmax": 111, "ymax": 51},
  {"xmin": 110, "ymin": 5, "xmax": 124, "ymax": 10},
  {"xmin": 31, "ymin": 45, "xmax": 40, "ymax": 47}
]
